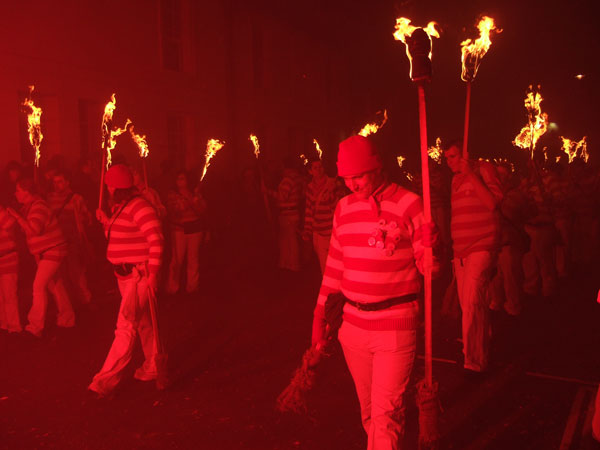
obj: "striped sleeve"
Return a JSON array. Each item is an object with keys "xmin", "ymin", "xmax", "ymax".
[
  {"xmin": 27, "ymin": 201, "xmax": 49, "ymax": 236},
  {"xmin": 303, "ymin": 183, "xmax": 316, "ymax": 235},
  {"xmin": 130, "ymin": 198, "xmax": 164, "ymax": 274}
]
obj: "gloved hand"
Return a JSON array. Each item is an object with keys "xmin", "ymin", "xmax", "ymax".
[{"xmin": 311, "ymin": 314, "xmax": 328, "ymax": 349}]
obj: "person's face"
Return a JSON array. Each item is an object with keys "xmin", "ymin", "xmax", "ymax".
[
  {"xmin": 343, "ymin": 169, "xmax": 381, "ymax": 199},
  {"xmin": 53, "ymin": 175, "xmax": 68, "ymax": 193},
  {"xmin": 444, "ymin": 146, "xmax": 462, "ymax": 173},
  {"xmin": 8, "ymin": 169, "xmax": 20, "ymax": 183},
  {"xmin": 309, "ymin": 160, "xmax": 325, "ymax": 179},
  {"xmin": 176, "ymin": 174, "xmax": 188, "ymax": 189},
  {"xmin": 15, "ymin": 184, "xmax": 31, "ymax": 204}
]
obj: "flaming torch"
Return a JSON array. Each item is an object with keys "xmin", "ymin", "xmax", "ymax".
[
  {"xmin": 99, "ymin": 94, "xmax": 117, "ymax": 209},
  {"xmin": 394, "ymin": 16, "xmax": 440, "ymax": 447},
  {"xmin": 313, "ymin": 139, "xmax": 323, "ymax": 160},
  {"xmin": 358, "ymin": 109, "xmax": 388, "ymax": 137},
  {"xmin": 513, "ymin": 85, "xmax": 548, "ymax": 160},
  {"xmin": 461, "ymin": 16, "xmax": 501, "ymax": 158},
  {"xmin": 561, "ymin": 136, "xmax": 588, "ymax": 163},
  {"xmin": 200, "ymin": 138, "xmax": 225, "ymax": 182},
  {"xmin": 22, "ymin": 86, "xmax": 43, "ymax": 180},
  {"xmin": 249, "ymin": 134, "xmax": 260, "ymax": 159},
  {"xmin": 428, "ymin": 137, "xmax": 443, "ymax": 164},
  {"xmin": 129, "ymin": 124, "xmax": 150, "ymax": 188},
  {"xmin": 249, "ymin": 133, "xmax": 273, "ymax": 223}
]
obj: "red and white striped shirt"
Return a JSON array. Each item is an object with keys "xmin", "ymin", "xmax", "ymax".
[
  {"xmin": 276, "ymin": 169, "xmax": 304, "ymax": 217},
  {"xmin": 22, "ymin": 198, "xmax": 67, "ymax": 258},
  {"xmin": 313, "ymin": 182, "xmax": 440, "ymax": 331},
  {"xmin": 303, "ymin": 177, "xmax": 345, "ymax": 237},
  {"xmin": 450, "ymin": 162, "xmax": 502, "ymax": 259},
  {"xmin": 0, "ymin": 209, "xmax": 18, "ymax": 274},
  {"xmin": 105, "ymin": 196, "xmax": 163, "ymax": 275}
]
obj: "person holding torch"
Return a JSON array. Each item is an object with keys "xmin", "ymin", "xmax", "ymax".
[
  {"xmin": 311, "ymin": 135, "xmax": 440, "ymax": 449},
  {"xmin": 88, "ymin": 164, "xmax": 164, "ymax": 397}
]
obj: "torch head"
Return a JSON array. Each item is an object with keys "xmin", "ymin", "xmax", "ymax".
[{"xmin": 406, "ymin": 28, "xmax": 432, "ymax": 82}]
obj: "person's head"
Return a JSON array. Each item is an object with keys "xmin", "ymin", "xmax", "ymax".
[
  {"xmin": 174, "ymin": 170, "xmax": 195, "ymax": 191},
  {"xmin": 104, "ymin": 164, "xmax": 134, "ymax": 200},
  {"xmin": 6, "ymin": 160, "xmax": 22, "ymax": 183},
  {"xmin": 308, "ymin": 159, "xmax": 325, "ymax": 180},
  {"xmin": 52, "ymin": 171, "xmax": 71, "ymax": 194},
  {"xmin": 443, "ymin": 139, "xmax": 463, "ymax": 174},
  {"xmin": 15, "ymin": 178, "xmax": 37, "ymax": 205},
  {"xmin": 337, "ymin": 135, "xmax": 384, "ymax": 199}
]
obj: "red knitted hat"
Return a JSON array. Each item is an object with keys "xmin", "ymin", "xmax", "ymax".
[
  {"xmin": 337, "ymin": 135, "xmax": 382, "ymax": 177},
  {"xmin": 105, "ymin": 164, "xmax": 133, "ymax": 189}
]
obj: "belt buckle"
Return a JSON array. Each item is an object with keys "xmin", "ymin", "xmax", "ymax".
[{"xmin": 355, "ymin": 302, "xmax": 367, "ymax": 311}]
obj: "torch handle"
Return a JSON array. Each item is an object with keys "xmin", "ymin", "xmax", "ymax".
[
  {"xmin": 98, "ymin": 151, "xmax": 107, "ymax": 210},
  {"xmin": 417, "ymin": 84, "xmax": 434, "ymax": 388},
  {"xmin": 143, "ymin": 158, "xmax": 149, "ymax": 191},
  {"xmin": 462, "ymin": 81, "xmax": 472, "ymax": 159}
]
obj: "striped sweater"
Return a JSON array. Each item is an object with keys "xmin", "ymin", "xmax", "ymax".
[
  {"xmin": 0, "ymin": 209, "xmax": 18, "ymax": 274},
  {"xmin": 22, "ymin": 198, "xmax": 67, "ymax": 257},
  {"xmin": 450, "ymin": 162, "xmax": 503, "ymax": 258},
  {"xmin": 105, "ymin": 196, "xmax": 163, "ymax": 274},
  {"xmin": 47, "ymin": 190, "xmax": 90, "ymax": 240},
  {"xmin": 313, "ymin": 182, "xmax": 440, "ymax": 332},
  {"xmin": 303, "ymin": 176, "xmax": 345, "ymax": 237},
  {"xmin": 276, "ymin": 169, "xmax": 304, "ymax": 217}
]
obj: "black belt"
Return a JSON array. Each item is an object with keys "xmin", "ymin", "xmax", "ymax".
[
  {"xmin": 345, "ymin": 293, "xmax": 419, "ymax": 311},
  {"xmin": 113, "ymin": 263, "xmax": 136, "ymax": 277}
]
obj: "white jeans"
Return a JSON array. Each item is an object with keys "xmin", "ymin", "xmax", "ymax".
[
  {"xmin": 454, "ymin": 251, "xmax": 494, "ymax": 372},
  {"xmin": 0, "ymin": 273, "xmax": 21, "ymax": 332},
  {"xmin": 167, "ymin": 230, "xmax": 202, "ymax": 294},
  {"xmin": 26, "ymin": 258, "xmax": 75, "ymax": 336},
  {"xmin": 312, "ymin": 233, "xmax": 330, "ymax": 275},
  {"xmin": 89, "ymin": 266, "xmax": 156, "ymax": 394},
  {"xmin": 339, "ymin": 321, "xmax": 416, "ymax": 450}
]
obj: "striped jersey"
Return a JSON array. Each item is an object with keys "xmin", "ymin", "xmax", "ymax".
[
  {"xmin": 303, "ymin": 177, "xmax": 344, "ymax": 237},
  {"xmin": 313, "ymin": 182, "xmax": 440, "ymax": 332},
  {"xmin": 105, "ymin": 196, "xmax": 163, "ymax": 274},
  {"xmin": 0, "ymin": 209, "xmax": 18, "ymax": 274},
  {"xmin": 450, "ymin": 162, "xmax": 502, "ymax": 258},
  {"xmin": 47, "ymin": 190, "xmax": 90, "ymax": 240},
  {"xmin": 276, "ymin": 169, "xmax": 304, "ymax": 217},
  {"xmin": 21, "ymin": 198, "xmax": 67, "ymax": 257}
]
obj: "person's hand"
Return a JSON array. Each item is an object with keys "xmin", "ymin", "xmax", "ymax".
[
  {"xmin": 421, "ymin": 221, "xmax": 438, "ymax": 248},
  {"xmin": 96, "ymin": 209, "xmax": 108, "ymax": 224}
]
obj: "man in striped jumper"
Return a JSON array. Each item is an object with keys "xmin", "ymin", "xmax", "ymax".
[
  {"xmin": 302, "ymin": 158, "xmax": 346, "ymax": 274},
  {"xmin": 89, "ymin": 164, "xmax": 164, "ymax": 397},
  {"xmin": 0, "ymin": 204, "xmax": 21, "ymax": 333},
  {"xmin": 8, "ymin": 178, "xmax": 75, "ymax": 338},
  {"xmin": 311, "ymin": 135, "xmax": 439, "ymax": 449},
  {"xmin": 444, "ymin": 140, "xmax": 503, "ymax": 374}
]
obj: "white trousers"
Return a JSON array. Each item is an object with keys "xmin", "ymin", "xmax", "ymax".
[
  {"xmin": 0, "ymin": 273, "xmax": 21, "ymax": 332},
  {"xmin": 167, "ymin": 230, "xmax": 202, "ymax": 294},
  {"xmin": 339, "ymin": 321, "xmax": 416, "ymax": 450},
  {"xmin": 89, "ymin": 267, "xmax": 156, "ymax": 395},
  {"xmin": 454, "ymin": 251, "xmax": 493, "ymax": 372},
  {"xmin": 26, "ymin": 258, "xmax": 75, "ymax": 336},
  {"xmin": 312, "ymin": 232, "xmax": 330, "ymax": 275}
]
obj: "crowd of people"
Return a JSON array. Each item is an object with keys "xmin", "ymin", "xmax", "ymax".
[{"xmin": 1, "ymin": 134, "xmax": 600, "ymax": 447}]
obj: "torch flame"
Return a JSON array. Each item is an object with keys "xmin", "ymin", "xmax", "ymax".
[
  {"xmin": 358, "ymin": 110, "xmax": 388, "ymax": 137},
  {"xmin": 396, "ymin": 155, "xmax": 406, "ymax": 167},
  {"xmin": 299, "ymin": 154, "xmax": 308, "ymax": 166},
  {"xmin": 201, "ymin": 138, "xmax": 225, "ymax": 181},
  {"xmin": 22, "ymin": 85, "xmax": 43, "ymax": 167},
  {"xmin": 313, "ymin": 139, "xmax": 323, "ymax": 160},
  {"xmin": 393, "ymin": 17, "xmax": 440, "ymax": 80},
  {"xmin": 512, "ymin": 86, "xmax": 548, "ymax": 159},
  {"xmin": 461, "ymin": 16, "xmax": 501, "ymax": 82},
  {"xmin": 104, "ymin": 118, "xmax": 132, "ymax": 168},
  {"xmin": 129, "ymin": 124, "xmax": 149, "ymax": 158},
  {"xmin": 561, "ymin": 136, "xmax": 588, "ymax": 163},
  {"xmin": 249, "ymin": 134, "xmax": 260, "ymax": 159},
  {"xmin": 428, "ymin": 137, "xmax": 443, "ymax": 164}
]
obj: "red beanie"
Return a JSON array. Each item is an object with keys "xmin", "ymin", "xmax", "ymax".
[
  {"xmin": 105, "ymin": 164, "xmax": 133, "ymax": 189},
  {"xmin": 337, "ymin": 135, "xmax": 382, "ymax": 177}
]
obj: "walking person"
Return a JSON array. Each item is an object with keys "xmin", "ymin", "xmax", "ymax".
[
  {"xmin": 0, "ymin": 204, "xmax": 21, "ymax": 333},
  {"xmin": 444, "ymin": 140, "xmax": 503, "ymax": 374},
  {"xmin": 7, "ymin": 178, "xmax": 75, "ymax": 337},
  {"xmin": 311, "ymin": 136, "xmax": 439, "ymax": 449},
  {"xmin": 88, "ymin": 164, "xmax": 164, "ymax": 397}
]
